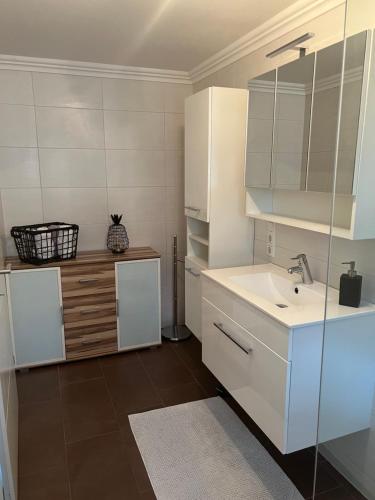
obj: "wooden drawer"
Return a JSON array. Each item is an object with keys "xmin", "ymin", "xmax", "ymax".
[
  {"xmin": 65, "ymin": 320, "xmax": 118, "ymax": 360},
  {"xmin": 201, "ymin": 275, "xmax": 290, "ymax": 360},
  {"xmin": 63, "ymin": 301, "xmax": 117, "ymax": 326},
  {"xmin": 61, "ymin": 263, "xmax": 115, "ymax": 299},
  {"xmin": 202, "ymin": 297, "xmax": 290, "ymax": 453}
]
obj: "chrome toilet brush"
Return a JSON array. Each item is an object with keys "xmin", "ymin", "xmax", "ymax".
[{"xmin": 162, "ymin": 235, "xmax": 192, "ymax": 342}]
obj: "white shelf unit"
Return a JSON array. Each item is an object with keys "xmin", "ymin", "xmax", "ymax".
[
  {"xmin": 246, "ymin": 30, "xmax": 375, "ymax": 241},
  {"xmin": 246, "ymin": 188, "xmax": 354, "ymax": 239},
  {"xmin": 184, "ymin": 87, "xmax": 253, "ymax": 339}
]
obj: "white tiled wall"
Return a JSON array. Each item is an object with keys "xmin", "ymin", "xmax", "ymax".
[{"xmin": 0, "ymin": 69, "xmax": 192, "ymax": 326}]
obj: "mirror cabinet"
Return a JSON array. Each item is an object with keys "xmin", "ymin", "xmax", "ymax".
[
  {"xmin": 246, "ymin": 30, "xmax": 367, "ymax": 195},
  {"xmin": 245, "ymin": 30, "xmax": 375, "ymax": 240}
]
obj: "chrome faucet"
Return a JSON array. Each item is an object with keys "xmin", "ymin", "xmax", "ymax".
[{"xmin": 288, "ymin": 253, "xmax": 313, "ymax": 284}]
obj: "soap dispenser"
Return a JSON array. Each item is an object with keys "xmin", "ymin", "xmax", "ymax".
[{"xmin": 339, "ymin": 261, "xmax": 362, "ymax": 308}]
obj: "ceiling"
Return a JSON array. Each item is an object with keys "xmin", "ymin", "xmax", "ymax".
[{"xmin": 0, "ymin": 0, "xmax": 298, "ymax": 71}]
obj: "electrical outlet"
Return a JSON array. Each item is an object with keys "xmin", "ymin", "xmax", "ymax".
[{"xmin": 266, "ymin": 222, "xmax": 275, "ymax": 258}]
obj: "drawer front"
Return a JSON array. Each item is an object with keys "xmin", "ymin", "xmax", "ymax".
[
  {"xmin": 202, "ymin": 298, "xmax": 290, "ymax": 453},
  {"xmin": 65, "ymin": 321, "xmax": 117, "ymax": 360},
  {"xmin": 63, "ymin": 301, "xmax": 117, "ymax": 326},
  {"xmin": 202, "ymin": 276, "xmax": 290, "ymax": 360},
  {"xmin": 61, "ymin": 263, "xmax": 115, "ymax": 298}
]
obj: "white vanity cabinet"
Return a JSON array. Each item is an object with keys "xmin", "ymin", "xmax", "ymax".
[
  {"xmin": 9, "ymin": 268, "xmax": 65, "ymax": 368},
  {"xmin": 201, "ymin": 275, "xmax": 321, "ymax": 453},
  {"xmin": 116, "ymin": 259, "xmax": 161, "ymax": 351},
  {"xmin": 201, "ymin": 270, "xmax": 375, "ymax": 454}
]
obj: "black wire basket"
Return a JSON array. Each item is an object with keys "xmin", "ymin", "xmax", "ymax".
[{"xmin": 11, "ymin": 222, "xmax": 79, "ymax": 265}]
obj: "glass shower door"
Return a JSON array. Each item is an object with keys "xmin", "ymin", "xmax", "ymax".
[{"xmin": 314, "ymin": 2, "xmax": 375, "ymax": 498}]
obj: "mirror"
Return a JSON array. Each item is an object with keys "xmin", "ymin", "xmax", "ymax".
[
  {"xmin": 336, "ymin": 31, "xmax": 367, "ymax": 194},
  {"xmin": 245, "ymin": 70, "xmax": 276, "ymax": 188},
  {"xmin": 272, "ymin": 53, "xmax": 314, "ymax": 190},
  {"xmin": 307, "ymin": 41, "xmax": 344, "ymax": 192}
]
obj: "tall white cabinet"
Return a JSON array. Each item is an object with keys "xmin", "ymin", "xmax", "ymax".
[{"xmin": 184, "ymin": 87, "xmax": 252, "ymax": 340}]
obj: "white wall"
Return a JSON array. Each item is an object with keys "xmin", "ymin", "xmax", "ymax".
[{"xmin": 0, "ymin": 69, "xmax": 192, "ymax": 326}]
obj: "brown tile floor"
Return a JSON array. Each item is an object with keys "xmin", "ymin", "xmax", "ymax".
[{"xmin": 17, "ymin": 335, "xmax": 365, "ymax": 500}]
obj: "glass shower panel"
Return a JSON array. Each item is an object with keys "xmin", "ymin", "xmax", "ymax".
[{"xmin": 315, "ymin": 2, "xmax": 375, "ymax": 499}]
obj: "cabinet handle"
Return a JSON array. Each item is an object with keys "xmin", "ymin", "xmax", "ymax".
[
  {"xmin": 116, "ymin": 299, "xmax": 119, "ymax": 317},
  {"xmin": 186, "ymin": 267, "xmax": 200, "ymax": 278},
  {"xmin": 80, "ymin": 308, "xmax": 100, "ymax": 315},
  {"xmin": 60, "ymin": 305, "xmax": 64, "ymax": 325},
  {"xmin": 184, "ymin": 206, "xmax": 200, "ymax": 212},
  {"xmin": 78, "ymin": 278, "xmax": 99, "ymax": 284},
  {"xmin": 213, "ymin": 322, "xmax": 252, "ymax": 355}
]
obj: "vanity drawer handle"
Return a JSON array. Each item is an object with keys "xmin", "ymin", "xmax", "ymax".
[
  {"xmin": 78, "ymin": 278, "xmax": 99, "ymax": 284},
  {"xmin": 185, "ymin": 206, "xmax": 200, "ymax": 212},
  {"xmin": 213, "ymin": 322, "xmax": 252, "ymax": 355},
  {"xmin": 80, "ymin": 308, "xmax": 100, "ymax": 315}
]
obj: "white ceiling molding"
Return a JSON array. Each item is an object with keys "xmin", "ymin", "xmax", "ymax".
[
  {"xmin": 189, "ymin": 0, "xmax": 345, "ymax": 83},
  {"xmin": 0, "ymin": 54, "xmax": 191, "ymax": 85}
]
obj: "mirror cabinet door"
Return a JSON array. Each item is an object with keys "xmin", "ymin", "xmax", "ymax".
[
  {"xmin": 307, "ymin": 41, "xmax": 344, "ymax": 192},
  {"xmin": 245, "ymin": 70, "xmax": 276, "ymax": 188},
  {"xmin": 336, "ymin": 31, "xmax": 367, "ymax": 194},
  {"xmin": 272, "ymin": 53, "xmax": 315, "ymax": 190}
]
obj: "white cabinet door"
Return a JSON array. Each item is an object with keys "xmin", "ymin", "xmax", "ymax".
[
  {"xmin": 116, "ymin": 259, "xmax": 161, "ymax": 350},
  {"xmin": 0, "ymin": 274, "xmax": 17, "ymax": 500},
  {"xmin": 185, "ymin": 264, "xmax": 202, "ymax": 341},
  {"xmin": 9, "ymin": 268, "xmax": 65, "ymax": 368},
  {"xmin": 185, "ymin": 88, "xmax": 211, "ymax": 222},
  {"xmin": 202, "ymin": 298, "xmax": 290, "ymax": 453}
]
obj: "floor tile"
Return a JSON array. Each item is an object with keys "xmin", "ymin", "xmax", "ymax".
[
  {"xmin": 19, "ymin": 466, "xmax": 70, "ymax": 500},
  {"xmin": 17, "ymin": 366, "xmax": 59, "ymax": 405},
  {"xmin": 170, "ymin": 336, "xmax": 203, "ymax": 371},
  {"xmin": 124, "ymin": 442, "xmax": 154, "ymax": 494},
  {"xmin": 139, "ymin": 491, "xmax": 156, "ymax": 500},
  {"xmin": 191, "ymin": 365, "xmax": 220, "ymax": 397},
  {"xmin": 313, "ymin": 484, "xmax": 366, "ymax": 499},
  {"xmin": 67, "ymin": 432, "xmax": 139, "ymax": 500},
  {"xmin": 59, "ymin": 358, "xmax": 102, "ymax": 386},
  {"xmin": 61, "ymin": 378, "xmax": 118, "ymax": 443},
  {"xmin": 138, "ymin": 344, "xmax": 192, "ymax": 390},
  {"xmin": 158, "ymin": 380, "xmax": 206, "ymax": 406},
  {"xmin": 19, "ymin": 399, "xmax": 65, "ymax": 476},
  {"xmin": 101, "ymin": 353, "xmax": 162, "ymax": 415}
]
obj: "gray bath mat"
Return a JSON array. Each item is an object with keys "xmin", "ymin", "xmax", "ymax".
[{"xmin": 129, "ymin": 397, "xmax": 303, "ymax": 500}]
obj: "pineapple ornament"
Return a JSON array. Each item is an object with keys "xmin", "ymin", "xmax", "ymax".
[{"xmin": 107, "ymin": 214, "xmax": 129, "ymax": 253}]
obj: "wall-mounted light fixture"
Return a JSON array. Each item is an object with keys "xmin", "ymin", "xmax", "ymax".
[{"xmin": 266, "ymin": 32, "xmax": 315, "ymax": 58}]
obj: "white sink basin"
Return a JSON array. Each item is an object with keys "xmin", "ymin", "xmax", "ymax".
[
  {"xmin": 229, "ymin": 272, "xmax": 325, "ymax": 308},
  {"xmin": 202, "ymin": 263, "xmax": 375, "ymax": 327}
]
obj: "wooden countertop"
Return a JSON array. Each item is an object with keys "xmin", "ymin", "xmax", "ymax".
[{"xmin": 5, "ymin": 247, "xmax": 161, "ymax": 270}]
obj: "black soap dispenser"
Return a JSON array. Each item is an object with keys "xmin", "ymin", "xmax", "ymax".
[{"xmin": 339, "ymin": 261, "xmax": 362, "ymax": 308}]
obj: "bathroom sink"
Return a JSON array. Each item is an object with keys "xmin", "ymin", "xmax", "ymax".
[
  {"xmin": 229, "ymin": 272, "xmax": 325, "ymax": 308},
  {"xmin": 201, "ymin": 263, "xmax": 375, "ymax": 328}
]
